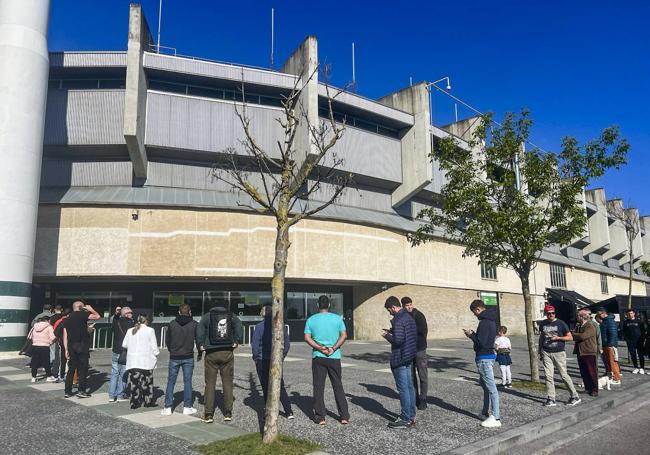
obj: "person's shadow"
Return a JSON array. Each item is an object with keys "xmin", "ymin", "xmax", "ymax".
[
  {"xmin": 346, "ymin": 392, "xmax": 399, "ymax": 421},
  {"xmin": 242, "ymin": 372, "xmax": 265, "ymax": 432}
]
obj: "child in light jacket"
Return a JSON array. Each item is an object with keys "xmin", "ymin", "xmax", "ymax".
[
  {"xmin": 30, "ymin": 318, "xmax": 57, "ymax": 382},
  {"xmin": 495, "ymin": 326, "xmax": 512, "ymax": 388}
]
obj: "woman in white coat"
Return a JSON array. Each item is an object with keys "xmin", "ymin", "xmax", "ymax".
[{"xmin": 122, "ymin": 314, "xmax": 160, "ymax": 409}]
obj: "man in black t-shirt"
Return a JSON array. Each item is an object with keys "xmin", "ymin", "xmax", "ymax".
[
  {"xmin": 538, "ymin": 305, "xmax": 580, "ymax": 407},
  {"xmin": 63, "ymin": 301, "xmax": 100, "ymax": 398}
]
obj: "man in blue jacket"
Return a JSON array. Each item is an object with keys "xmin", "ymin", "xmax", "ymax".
[
  {"xmin": 251, "ymin": 305, "xmax": 293, "ymax": 418},
  {"xmin": 382, "ymin": 296, "xmax": 417, "ymax": 429},
  {"xmin": 596, "ymin": 307, "xmax": 621, "ymax": 383},
  {"xmin": 463, "ymin": 299, "xmax": 501, "ymax": 428}
]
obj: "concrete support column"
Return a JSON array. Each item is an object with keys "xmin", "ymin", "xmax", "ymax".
[
  {"xmin": 123, "ymin": 3, "xmax": 153, "ymax": 181},
  {"xmin": 583, "ymin": 188, "xmax": 610, "ymax": 256},
  {"xmin": 378, "ymin": 83, "xmax": 433, "ymax": 207},
  {"xmin": 0, "ymin": 0, "xmax": 50, "ymax": 351},
  {"xmin": 640, "ymin": 216, "xmax": 650, "ymax": 265},
  {"xmin": 604, "ymin": 199, "xmax": 628, "ymax": 262},
  {"xmin": 280, "ymin": 35, "xmax": 319, "ymax": 170}
]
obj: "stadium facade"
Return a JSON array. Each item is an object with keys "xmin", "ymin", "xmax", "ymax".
[{"xmin": 1, "ymin": 2, "xmax": 649, "ymax": 351}]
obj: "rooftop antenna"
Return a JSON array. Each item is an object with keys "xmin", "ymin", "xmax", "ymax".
[
  {"xmin": 270, "ymin": 8, "xmax": 275, "ymax": 68},
  {"xmin": 157, "ymin": 0, "xmax": 162, "ymax": 53},
  {"xmin": 351, "ymin": 42, "xmax": 357, "ymax": 93}
]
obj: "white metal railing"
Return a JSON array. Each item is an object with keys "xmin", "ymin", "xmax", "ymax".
[
  {"xmin": 92, "ymin": 326, "xmax": 114, "ymax": 350},
  {"xmin": 247, "ymin": 324, "xmax": 290, "ymax": 345}
]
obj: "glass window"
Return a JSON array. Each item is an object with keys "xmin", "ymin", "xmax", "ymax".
[
  {"xmin": 600, "ymin": 273, "xmax": 609, "ymax": 294},
  {"xmin": 188, "ymin": 85, "xmax": 223, "ymax": 99},
  {"xmin": 153, "ymin": 291, "xmax": 203, "ymax": 318},
  {"xmin": 98, "ymin": 79, "xmax": 126, "ymax": 89},
  {"xmin": 203, "ymin": 291, "xmax": 229, "ymax": 312},
  {"xmin": 550, "ymin": 263, "xmax": 567, "ymax": 289},
  {"xmin": 481, "ymin": 262, "xmax": 498, "ymax": 280},
  {"xmin": 61, "ymin": 79, "xmax": 100, "ymax": 89},
  {"xmin": 230, "ymin": 291, "xmax": 272, "ymax": 321},
  {"xmin": 306, "ymin": 292, "xmax": 343, "ymax": 318},
  {"xmin": 55, "ymin": 291, "xmax": 132, "ymax": 319},
  {"xmin": 286, "ymin": 292, "xmax": 306, "ymax": 320}
]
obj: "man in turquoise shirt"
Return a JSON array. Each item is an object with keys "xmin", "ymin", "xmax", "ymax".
[{"xmin": 304, "ymin": 295, "xmax": 350, "ymax": 425}]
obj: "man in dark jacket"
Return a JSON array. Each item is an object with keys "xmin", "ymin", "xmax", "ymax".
[
  {"xmin": 402, "ymin": 296, "xmax": 429, "ymax": 410},
  {"xmin": 382, "ymin": 296, "xmax": 417, "ymax": 429},
  {"xmin": 463, "ymin": 299, "xmax": 501, "ymax": 428},
  {"xmin": 162, "ymin": 303, "xmax": 199, "ymax": 416},
  {"xmin": 597, "ymin": 307, "xmax": 621, "ymax": 383},
  {"xmin": 251, "ymin": 305, "xmax": 293, "ymax": 418},
  {"xmin": 108, "ymin": 306, "xmax": 134, "ymax": 402},
  {"xmin": 621, "ymin": 309, "xmax": 645, "ymax": 375},
  {"xmin": 197, "ymin": 302, "xmax": 243, "ymax": 423}
]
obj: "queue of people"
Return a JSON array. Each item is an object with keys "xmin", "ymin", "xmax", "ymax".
[{"xmin": 22, "ymin": 296, "xmax": 650, "ymax": 432}]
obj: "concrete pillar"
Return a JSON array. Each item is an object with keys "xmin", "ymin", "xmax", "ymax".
[
  {"xmin": 603, "ymin": 199, "xmax": 628, "ymax": 262},
  {"xmin": 620, "ymin": 207, "xmax": 643, "ymax": 266},
  {"xmin": 583, "ymin": 188, "xmax": 610, "ymax": 256},
  {"xmin": 123, "ymin": 3, "xmax": 153, "ymax": 180},
  {"xmin": 640, "ymin": 216, "xmax": 650, "ymax": 265},
  {"xmin": 562, "ymin": 189, "xmax": 590, "ymax": 250},
  {"xmin": 0, "ymin": 0, "xmax": 50, "ymax": 351},
  {"xmin": 280, "ymin": 36, "xmax": 319, "ymax": 170},
  {"xmin": 378, "ymin": 83, "xmax": 433, "ymax": 207}
]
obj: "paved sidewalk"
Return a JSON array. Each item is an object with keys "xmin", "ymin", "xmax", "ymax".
[{"xmin": 0, "ymin": 336, "xmax": 647, "ymax": 455}]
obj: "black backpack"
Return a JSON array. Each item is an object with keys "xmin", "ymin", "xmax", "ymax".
[{"xmin": 208, "ymin": 307, "xmax": 234, "ymax": 347}]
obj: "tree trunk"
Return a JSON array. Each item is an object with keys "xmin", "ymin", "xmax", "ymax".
[
  {"xmin": 520, "ymin": 273, "xmax": 540, "ymax": 382},
  {"xmin": 262, "ymin": 223, "xmax": 290, "ymax": 444}
]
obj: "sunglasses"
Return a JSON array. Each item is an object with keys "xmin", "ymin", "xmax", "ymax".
[{"xmin": 546, "ymin": 312, "xmax": 555, "ymax": 315}]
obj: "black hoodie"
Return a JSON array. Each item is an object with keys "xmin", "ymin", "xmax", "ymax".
[
  {"xmin": 167, "ymin": 315, "xmax": 199, "ymax": 359},
  {"xmin": 470, "ymin": 307, "xmax": 497, "ymax": 358}
]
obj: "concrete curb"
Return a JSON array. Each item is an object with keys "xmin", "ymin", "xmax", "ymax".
[
  {"xmin": 444, "ymin": 380, "xmax": 650, "ymax": 455},
  {"xmin": 0, "ymin": 351, "xmax": 22, "ymax": 360}
]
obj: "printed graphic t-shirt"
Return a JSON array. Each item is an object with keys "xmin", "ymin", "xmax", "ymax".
[
  {"xmin": 540, "ymin": 319, "xmax": 570, "ymax": 353},
  {"xmin": 304, "ymin": 312, "xmax": 346, "ymax": 359}
]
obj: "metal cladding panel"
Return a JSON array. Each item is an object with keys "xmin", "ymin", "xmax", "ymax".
[
  {"xmin": 309, "ymin": 181, "xmax": 392, "ymax": 213},
  {"xmin": 146, "ymin": 92, "xmax": 284, "ymax": 158},
  {"xmin": 40, "ymin": 159, "xmax": 132, "ymax": 187},
  {"xmin": 143, "ymin": 52, "xmax": 297, "ymax": 89},
  {"xmin": 330, "ymin": 125, "xmax": 402, "ymax": 183},
  {"xmin": 44, "ymin": 90, "xmax": 126, "ymax": 145},
  {"xmin": 49, "ymin": 51, "xmax": 127, "ymax": 67}
]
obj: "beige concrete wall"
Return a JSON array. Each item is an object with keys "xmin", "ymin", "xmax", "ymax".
[
  {"xmin": 33, "ymin": 205, "xmax": 648, "ymax": 339},
  {"xmin": 352, "ymin": 284, "xmax": 526, "ymax": 341}
]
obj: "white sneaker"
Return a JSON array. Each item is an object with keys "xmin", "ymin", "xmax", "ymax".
[
  {"xmin": 30, "ymin": 377, "xmax": 37, "ymax": 383},
  {"xmin": 46, "ymin": 376, "xmax": 57, "ymax": 382},
  {"xmin": 639, "ymin": 369, "xmax": 645, "ymax": 375},
  {"xmin": 632, "ymin": 369, "xmax": 639, "ymax": 374},
  {"xmin": 480, "ymin": 415, "xmax": 502, "ymax": 428},
  {"xmin": 161, "ymin": 407, "xmax": 172, "ymax": 416},
  {"xmin": 183, "ymin": 407, "xmax": 198, "ymax": 415}
]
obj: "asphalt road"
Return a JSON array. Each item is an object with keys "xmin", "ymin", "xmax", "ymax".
[{"xmin": 547, "ymin": 405, "xmax": 650, "ymax": 454}]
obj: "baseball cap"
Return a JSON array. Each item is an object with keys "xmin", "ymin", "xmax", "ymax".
[{"xmin": 544, "ymin": 305, "xmax": 556, "ymax": 314}]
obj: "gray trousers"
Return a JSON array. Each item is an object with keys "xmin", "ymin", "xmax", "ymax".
[
  {"xmin": 541, "ymin": 350, "xmax": 578, "ymax": 400},
  {"xmin": 412, "ymin": 350, "xmax": 428, "ymax": 403}
]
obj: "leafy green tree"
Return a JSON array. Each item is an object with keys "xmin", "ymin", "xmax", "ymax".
[
  {"xmin": 642, "ymin": 261, "xmax": 650, "ymax": 279},
  {"xmin": 410, "ymin": 111, "xmax": 629, "ymax": 382}
]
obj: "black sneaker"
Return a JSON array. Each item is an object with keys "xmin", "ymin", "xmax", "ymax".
[
  {"xmin": 64, "ymin": 393, "xmax": 73, "ymax": 398},
  {"xmin": 223, "ymin": 414, "xmax": 232, "ymax": 422},
  {"xmin": 388, "ymin": 419, "xmax": 413, "ymax": 429},
  {"xmin": 77, "ymin": 392, "xmax": 91, "ymax": 399},
  {"xmin": 567, "ymin": 397, "xmax": 582, "ymax": 406},
  {"xmin": 417, "ymin": 402, "xmax": 427, "ymax": 411},
  {"xmin": 543, "ymin": 398, "xmax": 557, "ymax": 407},
  {"xmin": 202, "ymin": 414, "xmax": 214, "ymax": 424},
  {"xmin": 286, "ymin": 413, "xmax": 295, "ymax": 420}
]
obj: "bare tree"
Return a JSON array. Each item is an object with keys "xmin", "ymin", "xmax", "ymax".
[
  {"xmin": 210, "ymin": 66, "xmax": 350, "ymax": 443},
  {"xmin": 606, "ymin": 200, "xmax": 640, "ymax": 310}
]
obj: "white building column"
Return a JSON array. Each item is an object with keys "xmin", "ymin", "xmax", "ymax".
[{"xmin": 0, "ymin": 0, "xmax": 50, "ymax": 351}]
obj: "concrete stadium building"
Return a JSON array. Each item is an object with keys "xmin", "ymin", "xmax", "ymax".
[{"xmin": 1, "ymin": 2, "xmax": 649, "ymax": 351}]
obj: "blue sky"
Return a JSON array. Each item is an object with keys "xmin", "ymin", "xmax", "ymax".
[{"xmin": 49, "ymin": 0, "xmax": 649, "ymax": 214}]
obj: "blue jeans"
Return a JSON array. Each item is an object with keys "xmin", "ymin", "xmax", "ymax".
[
  {"xmin": 108, "ymin": 352, "xmax": 126, "ymax": 399},
  {"xmin": 165, "ymin": 358, "xmax": 194, "ymax": 408},
  {"xmin": 476, "ymin": 358, "xmax": 500, "ymax": 419},
  {"xmin": 392, "ymin": 363, "xmax": 416, "ymax": 422}
]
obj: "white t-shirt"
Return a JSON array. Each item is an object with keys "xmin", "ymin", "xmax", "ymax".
[{"xmin": 495, "ymin": 336, "xmax": 511, "ymax": 351}]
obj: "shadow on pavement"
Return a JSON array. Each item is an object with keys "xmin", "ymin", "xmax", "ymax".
[{"xmin": 345, "ymin": 392, "xmax": 399, "ymax": 421}]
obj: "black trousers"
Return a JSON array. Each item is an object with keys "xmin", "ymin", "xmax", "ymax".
[
  {"xmin": 65, "ymin": 348, "xmax": 89, "ymax": 394},
  {"xmin": 412, "ymin": 350, "xmax": 428, "ymax": 404},
  {"xmin": 627, "ymin": 339, "xmax": 645, "ymax": 369},
  {"xmin": 30, "ymin": 346, "xmax": 52, "ymax": 378},
  {"xmin": 256, "ymin": 360, "xmax": 292, "ymax": 414},
  {"xmin": 312, "ymin": 357, "xmax": 349, "ymax": 421}
]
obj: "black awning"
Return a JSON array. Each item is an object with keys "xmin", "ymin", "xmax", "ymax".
[
  {"xmin": 547, "ymin": 289, "xmax": 596, "ymax": 308},
  {"xmin": 586, "ymin": 295, "xmax": 650, "ymax": 314}
]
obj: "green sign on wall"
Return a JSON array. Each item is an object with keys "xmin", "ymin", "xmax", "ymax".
[{"xmin": 480, "ymin": 291, "xmax": 498, "ymax": 306}]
